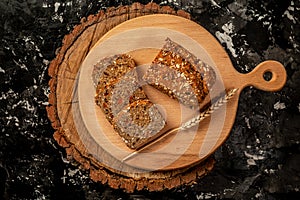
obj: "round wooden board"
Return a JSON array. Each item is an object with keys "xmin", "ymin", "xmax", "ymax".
[
  {"xmin": 47, "ymin": 2, "xmax": 286, "ymax": 192},
  {"xmin": 77, "ymin": 18, "xmax": 224, "ymax": 171}
]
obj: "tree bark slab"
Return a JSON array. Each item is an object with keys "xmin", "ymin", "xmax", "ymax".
[{"xmin": 47, "ymin": 2, "xmax": 215, "ymax": 192}]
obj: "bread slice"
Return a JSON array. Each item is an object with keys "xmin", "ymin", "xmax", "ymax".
[
  {"xmin": 143, "ymin": 38, "xmax": 216, "ymax": 109},
  {"xmin": 113, "ymin": 99, "xmax": 166, "ymax": 149}
]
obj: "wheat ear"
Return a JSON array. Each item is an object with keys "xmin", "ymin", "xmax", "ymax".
[{"xmin": 181, "ymin": 88, "xmax": 238, "ymax": 130}]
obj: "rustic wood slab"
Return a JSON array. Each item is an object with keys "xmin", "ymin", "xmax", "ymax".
[{"xmin": 47, "ymin": 2, "xmax": 286, "ymax": 192}]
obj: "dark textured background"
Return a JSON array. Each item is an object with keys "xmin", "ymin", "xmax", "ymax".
[{"xmin": 0, "ymin": 0, "xmax": 299, "ymax": 199}]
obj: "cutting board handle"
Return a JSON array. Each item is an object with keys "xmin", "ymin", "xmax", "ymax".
[{"xmin": 241, "ymin": 60, "xmax": 286, "ymax": 92}]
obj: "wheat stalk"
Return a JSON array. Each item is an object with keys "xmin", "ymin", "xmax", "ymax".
[{"xmin": 122, "ymin": 88, "xmax": 238, "ymax": 162}]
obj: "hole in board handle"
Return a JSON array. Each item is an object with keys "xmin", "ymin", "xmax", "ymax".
[{"xmin": 263, "ymin": 71, "xmax": 273, "ymax": 82}]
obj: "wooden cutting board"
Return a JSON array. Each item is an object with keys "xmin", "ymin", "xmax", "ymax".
[
  {"xmin": 77, "ymin": 14, "xmax": 286, "ymax": 171},
  {"xmin": 47, "ymin": 3, "xmax": 286, "ymax": 192}
]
